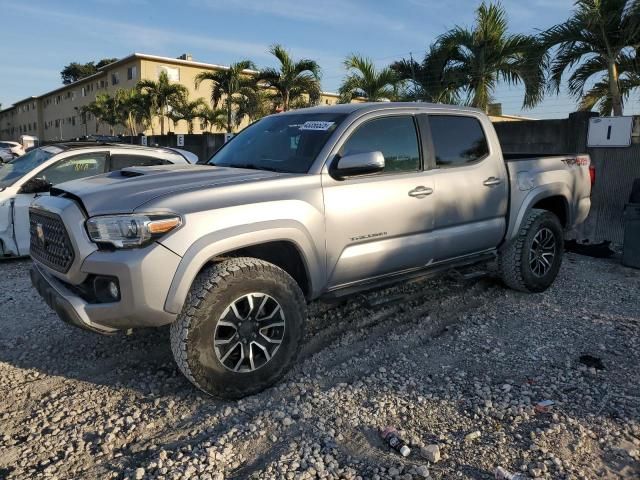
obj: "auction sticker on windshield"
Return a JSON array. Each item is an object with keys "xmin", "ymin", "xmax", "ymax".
[{"xmin": 299, "ymin": 121, "xmax": 335, "ymax": 131}]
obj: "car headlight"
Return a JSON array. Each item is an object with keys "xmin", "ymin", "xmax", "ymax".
[{"xmin": 86, "ymin": 214, "xmax": 182, "ymax": 248}]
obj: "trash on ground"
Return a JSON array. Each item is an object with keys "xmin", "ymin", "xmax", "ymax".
[
  {"xmin": 534, "ymin": 399, "xmax": 555, "ymax": 413},
  {"xmin": 579, "ymin": 354, "xmax": 605, "ymax": 370},
  {"xmin": 380, "ymin": 427, "xmax": 411, "ymax": 457},
  {"xmin": 495, "ymin": 466, "xmax": 526, "ymax": 479}
]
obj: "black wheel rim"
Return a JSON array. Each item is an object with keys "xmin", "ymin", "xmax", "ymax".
[
  {"xmin": 529, "ymin": 227, "xmax": 556, "ymax": 278},
  {"xmin": 214, "ymin": 293, "xmax": 286, "ymax": 372}
]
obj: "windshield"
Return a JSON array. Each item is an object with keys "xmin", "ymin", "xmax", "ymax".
[
  {"xmin": 0, "ymin": 146, "xmax": 61, "ymax": 188},
  {"xmin": 208, "ymin": 113, "xmax": 347, "ymax": 173}
]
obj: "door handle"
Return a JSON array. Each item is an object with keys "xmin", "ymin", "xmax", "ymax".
[
  {"xmin": 408, "ymin": 186, "xmax": 434, "ymax": 198},
  {"xmin": 483, "ymin": 177, "xmax": 502, "ymax": 187}
]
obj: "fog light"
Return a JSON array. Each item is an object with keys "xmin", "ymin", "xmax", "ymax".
[
  {"xmin": 93, "ymin": 276, "xmax": 121, "ymax": 303},
  {"xmin": 108, "ymin": 281, "xmax": 119, "ymax": 300}
]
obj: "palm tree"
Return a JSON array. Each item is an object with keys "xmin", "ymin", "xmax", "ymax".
[
  {"xmin": 541, "ymin": 0, "xmax": 640, "ymax": 116},
  {"xmin": 257, "ymin": 44, "xmax": 321, "ymax": 111},
  {"xmin": 579, "ymin": 52, "xmax": 640, "ymax": 114},
  {"xmin": 136, "ymin": 71, "xmax": 188, "ymax": 135},
  {"xmin": 174, "ymin": 97, "xmax": 207, "ymax": 133},
  {"xmin": 86, "ymin": 93, "xmax": 121, "ymax": 135},
  {"xmin": 114, "ymin": 88, "xmax": 145, "ymax": 136},
  {"xmin": 198, "ymin": 105, "xmax": 229, "ymax": 133},
  {"xmin": 338, "ymin": 55, "xmax": 400, "ymax": 103},
  {"xmin": 425, "ymin": 1, "xmax": 546, "ymax": 111},
  {"xmin": 391, "ymin": 49, "xmax": 462, "ymax": 104},
  {"xmin": 235, "ymin": 88, "xmax": 272, "ymax": 126},
  {"xmin": 194, "ymin": 60, "xmax": 256, "ymax": 134}
]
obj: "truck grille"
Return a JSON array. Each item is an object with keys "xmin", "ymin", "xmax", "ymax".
[{"xmin": 29, "ymin": 209, "xmax": 75, "ymax": 273}]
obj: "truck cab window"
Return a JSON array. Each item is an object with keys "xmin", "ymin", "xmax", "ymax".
[
  {"xmin": 429, "ymin": 115, "xmax": 489, "ymax": 166},
  {"xmin": 341, "ymin": 116, "xmax": 420, "ymax": 173}
]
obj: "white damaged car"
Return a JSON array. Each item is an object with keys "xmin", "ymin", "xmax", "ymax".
[{"xmin": 0, "ymin": 142, "xmax": 194, "ymax": 257}]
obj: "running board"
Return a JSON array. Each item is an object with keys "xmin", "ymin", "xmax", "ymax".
[{"xmin": 321, "ymin": 251, "xmax": 496, "ymax": 300}]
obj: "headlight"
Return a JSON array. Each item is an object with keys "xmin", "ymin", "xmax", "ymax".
[{"xmin": 86, "ymin": 214, "xmax": 182, "ymax": 248}]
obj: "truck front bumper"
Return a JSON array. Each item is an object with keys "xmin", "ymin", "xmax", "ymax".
[
  {"xmin": 31, "ymin": 263, "xmax": 117, "ymax": 334},
  {"xmin": 31, "ymin": 240, "xmax": 181, "ymax": 333}
]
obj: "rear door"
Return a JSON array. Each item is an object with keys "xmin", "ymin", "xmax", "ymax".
[
  {"xmin": 13, "ymin": 151, "xmax": 108, "ymax": 255},
  {"xmin": 424, "ymin": 114, "xmax": 508, "ymax": 261},
  {"xmin": 323, "ymin": 113, "xmax": 436, "ymax": 289}
]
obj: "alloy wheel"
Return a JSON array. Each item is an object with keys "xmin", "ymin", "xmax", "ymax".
[
  {"xmin": 528, "ymin": 227, "xmax": 556, "ymax": 278},
  {"xmin": 214, "ymin": 293, "xmax": 286, "ymax": 372}
]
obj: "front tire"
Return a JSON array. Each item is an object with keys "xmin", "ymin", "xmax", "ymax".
[
  {"xmin": 498, "ymin": 209, "xmax": 563, "ymax": 293},
  {"xmin": 170, "ymin": 257, "xmax": 306, "ymax": 399}
]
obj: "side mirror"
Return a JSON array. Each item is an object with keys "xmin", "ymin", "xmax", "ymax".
[
  {"xmin": 20, "ymin": 177, "xmax": 52, "ymax": 194},
  {"xmin": 333, "ymin": 151, "xmax": 385, "ymax": 179}
]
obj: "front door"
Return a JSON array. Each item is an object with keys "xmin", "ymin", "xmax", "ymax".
[
  {"xmin": 323, "ymin": 114, "xmax": 436, "ymax": 290},
  {"xmin": 425, "ymin": 114, "xmax": 508, "ymax": 261},
  {"xmin": 13, "ymin": 151, "xmax": 108, "ymax": 255}
]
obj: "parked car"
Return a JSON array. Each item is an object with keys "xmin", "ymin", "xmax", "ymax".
[
  {"xmin": 0, "ymin": 143, "xmax": 193, "ymax": 257},
  {"xmin": 29, "ymin": 103, "xmax": 592, "ymax": 398},
  {"xmin": 0, "ymin": 141, "xmax": 25, "ymax": 157},
  {"xmin": 0, "ymin": 149, "xmax": 16, "ymax": 163}
]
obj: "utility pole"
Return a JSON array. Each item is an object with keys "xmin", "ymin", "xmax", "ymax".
[{"xmin": 409, "ymin": 52, "xmax": 418, "ymax": 102}]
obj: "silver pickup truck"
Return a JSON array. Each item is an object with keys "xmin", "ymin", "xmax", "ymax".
[{"xmin": 29, "ymin": 103, "xmax": 592, "ymax": 398}]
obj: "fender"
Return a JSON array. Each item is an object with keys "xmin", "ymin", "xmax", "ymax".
[
  {"xmin": 506, "ymin": 182, "xmax": 571, "ymax": 241},
  {"xmin": 163, "ymin": 220, "xmax": 323, "ymax": 314}
]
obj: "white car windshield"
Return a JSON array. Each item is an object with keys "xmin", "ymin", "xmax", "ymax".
[{"xmin": 0, "ymin": 146, "xmax": 62, "ymax": 188}]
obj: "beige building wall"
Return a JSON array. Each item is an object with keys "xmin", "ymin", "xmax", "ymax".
[{"xmin": 1, "ymin": 53, "xmax": 347, "ymax": 142}]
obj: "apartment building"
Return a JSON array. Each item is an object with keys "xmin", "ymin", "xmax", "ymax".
[{"xmin": 0, "ymin": 53, "xmax": 342, "ymax": 142}]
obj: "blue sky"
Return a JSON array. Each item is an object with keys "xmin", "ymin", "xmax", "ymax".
[{"xmin": 1, "ymin": 0, "xmax": 637, "ymax": 118}]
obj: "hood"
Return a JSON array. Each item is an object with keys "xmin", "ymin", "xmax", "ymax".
[{"xmin": 53, "ymin": 164, "xmax": 284, "ymax": 215}]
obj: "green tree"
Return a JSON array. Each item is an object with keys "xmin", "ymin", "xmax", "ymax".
[
  {"xmin": 338, "ymin": 55, "xmax": 400, "ymax": 102},
  {"xmin": 84, "ymin": 93, "xmax": 121, "ymax": 135},
  {"xmin": 198, "ymin": 105, "xmax": 229, "ymax": 133},
  {"xmin": 136, "ymin": 71, "xmax": 188, "ymax": 135},
  {"xmin": 171, "ymin": 96, "xmax": 207, "ymax": 133},
  {"xmin": 235, "ymin": 88, "xmax": 273, "ymax": 126},
  {"xmin": 195, "ymin": 60, "xmax": 257, "ymax": 133},
  {"xmin": 257, "ymin": 45, "xmax": 321, "ymax": 112},
  {"xmin": 425, "ymin": 2, "xmax": 546, "ymax": 111},
  {"xmin": 541, "ymin": 0, "xmax": 640, "ymax": 116},
  {"xmin": 60, "ymin": 58, "xmax": 118, "ymax": 84}
]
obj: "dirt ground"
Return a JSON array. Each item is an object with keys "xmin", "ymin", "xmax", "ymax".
[{"xmin": 0, "ymin": 253, "xmax": 639, "ymax": 479}]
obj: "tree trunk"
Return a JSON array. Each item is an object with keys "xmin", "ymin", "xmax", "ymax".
[
  {"xmin": 283, "ymin": 91, "xmax": 290, "ymax": 111},
  {"xmin": 608, "ymin": 61, "xmax": 623, "ymax": 116},
  {"xmin": 226, "ymin": 96, "xmax": 232, "ymax": 133}
]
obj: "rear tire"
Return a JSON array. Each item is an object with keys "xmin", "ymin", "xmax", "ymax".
[
  {"xmin": 170, "ymin": 257, "xmax": 306, "ymax": 399},
  {"xmin": 498, "ymin": 209, "xmax": 563, "ymax": 293}
]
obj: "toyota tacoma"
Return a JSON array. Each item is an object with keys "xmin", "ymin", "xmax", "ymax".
[{"xmin": 29, "ymin": 103, "xmax": 592, "ymax": 398}]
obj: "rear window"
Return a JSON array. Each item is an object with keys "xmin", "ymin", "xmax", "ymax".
[
  {"xmin": 429, "ymin": 115, "xmax": 489, "ymax": 166},
  {"xmin": 110, "ymin": 154, "xmax": 171, "ymax": 170}
]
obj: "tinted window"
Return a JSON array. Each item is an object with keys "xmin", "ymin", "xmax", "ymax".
[
  {"xmin": 429, "ymin": 115, "xmax": 489, "ymax": 166},
  {"xmin": 110, "ymin": 154, "xmax": 171, "ymax": 171},
  {"xmin": 210, "ymin": 113, "xmax": 346, "ymax": 174},
  {"xmin": 341, "ymin": 116, "xmax": 420, "ymax": 173},
  {"xmin": 39, "ymin": 152, "xmax": 107, "ymax": 185}
]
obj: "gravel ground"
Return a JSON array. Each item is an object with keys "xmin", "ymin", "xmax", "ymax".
[{"xmin": 0, "ymin": 253, "xmax": 639, "ymax": 480}]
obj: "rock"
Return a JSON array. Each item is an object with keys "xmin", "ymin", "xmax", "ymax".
[
  {"xmin": 465, "ymin": 431, "xmax": 481, "ymax": 442},
  {"xmin": 421, "ymin": 445, "xmax": 440, "ymax": 463},
  {"xmin": 134, "ymin": 467, "xmax": 145, "ymax": 479},
  {"xmin": 415, "ymin": 464, "xmax": 430, "ymax": 478}
]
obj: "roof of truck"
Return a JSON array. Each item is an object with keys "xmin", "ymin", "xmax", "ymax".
[{"xmin": 281, "ymin": 102, "xmax": 483, "ymax": 115}]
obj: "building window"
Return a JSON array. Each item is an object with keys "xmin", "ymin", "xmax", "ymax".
[
  {"xmin": 157, "ymin": 65, "xmax": 179, "ymax": 81},
  {"xmin": 127, "ymin": 66, "xmax": 137, "ymax": 80},
  {"xmin": 71, "ymin": 117, "xmax": 76, "ymax": 126},
  {"xmin": 82, "ymin": 86, "xmax": 86, "ymax": 96},
  {"xmin": 111, "ymin": 72, "xmax": 120, "ymax": 85}
]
